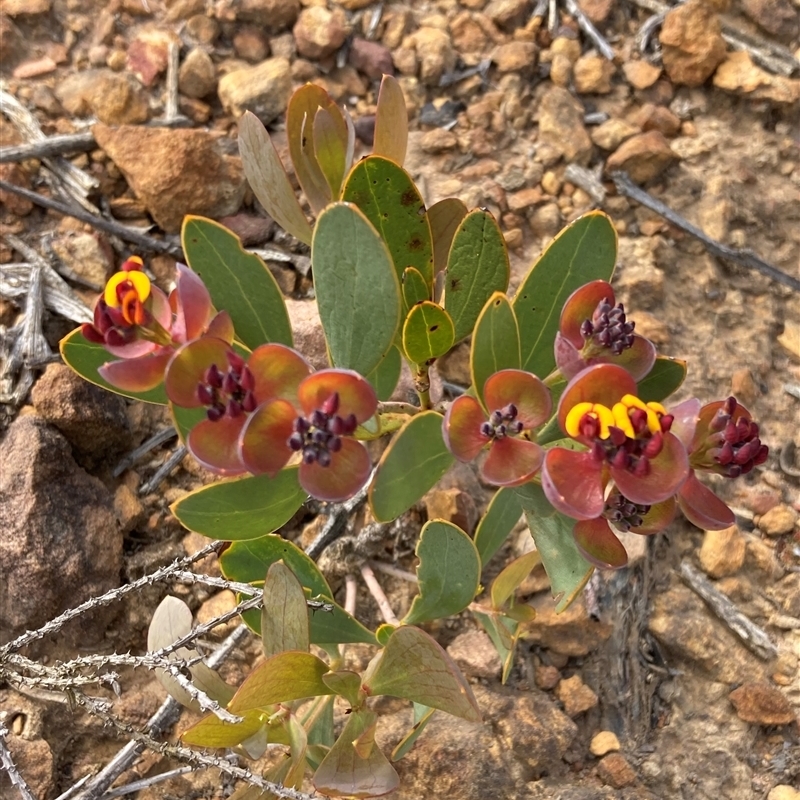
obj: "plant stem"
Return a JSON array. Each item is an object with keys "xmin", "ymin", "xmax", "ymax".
[
  {"xmin": 377, "ymin": 401, "xmax": 420, "ymax": 416},
  {"xmin": 413, "ymin": 363, "xmax": 431, "ymax": 410}
]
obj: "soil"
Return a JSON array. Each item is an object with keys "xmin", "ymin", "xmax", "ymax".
[{"xmin": 1, "ymin": 0, "xmax": 799, "ymax": 799}]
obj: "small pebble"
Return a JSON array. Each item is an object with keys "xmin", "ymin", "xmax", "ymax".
[{"xmin": 590, "ymin": 730, "xmax": 620, "ymax": 756}]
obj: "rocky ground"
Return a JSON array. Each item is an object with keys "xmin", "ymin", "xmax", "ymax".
[{"xmin": 1, "ymin": 0, "xmax": 799, "ymax": 798}]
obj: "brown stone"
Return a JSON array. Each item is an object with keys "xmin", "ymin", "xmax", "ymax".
[
  {"xmin": 0, "ymin": 736, "xmax": 55, "ymax": 799},
  {"xmin": 55, "ymin": 69, "xmax": 149, "ymax": 125},
  {"xmin": 573, "ymin": 54, "xmax": 615, "ymax": 94},
  {"xmin": 523, "ymin": 595, "xmax": 612, "ymax": 656},
  {"xmin": 598, "ymin": 753, "xmax": 637, "ymax": 788},
  {"xmin": 713, "ymin": 51, "xmax": 800, "ymax": 105},
  {"xmin": 660, "ymin": 0, "xmax": 727, "ymax": 87},
  {"xmin": 555, "ymin": 674, "xmax": 598, "ymax": 717},
  {"xmin": 409, "ymin": 27, "xmax": 456, "ymax": 85},
  {"xmin": 127, "ymin": 28, "xmax": 175, "ymax": 87},
  {"xmin": 638, "ymin": 104, "xmax": 682, "ymax": 137},
  {"xmin": 233, "ymin": 27, "xmax": 270, "ymax": 61},
  {"xmin": 93, "ymin": 124, "xmax": 245, "ymax": 233},
  {"xmin": 237, "ymin": 0, "xmax": 300, "ymax": 31},
  {"xmin": 420, "ymin": 128, "xmax": 458, "ymax": 154},
  {"xmin": 178, "ymin": 47, "xmax": 216, "ymax": 98},
  {"xmin": 623, "ymin": 60, "xmax": 662, "ymax": 89},
  {"xmin": 217, "ymin": 57, "xmax": 291, "ymax": 122},
  {"xmin": 0, "ymin": 163, "xmax": 33, "ymax": 216},
  {"xmin": 577, "ymin": 0, "xmax": 613, "ymax": 23},
  {"xmin": 446, "ymin": 630, "xmax": 502, "ymax": 679},
  {"xmin": 492, "ymin": 41, "xmax": 537, "ymax": 74},
  {"xmin": 729, "ymin": 368, "xmax": 759, "ymax": 406},
  {"xmin": 50, "ymin": 232, "xmax": 112, "ymax": 288},
  {"xmin": 0, "ymin": 14, "xmax": 24, "ymax": 65},
  {"xmin": 484, "ymin": 0, "xmax": 531, "ymax": 29},
  {"xmin": 590, "ymin": 730, "xmax": 621, "ymax": 756},
  {"xmin": 538, "ymin": 86, "xmax": 592, "ymax": 165},
  {"xmin": 729, "ymin": 683, "xmax": 796, "ymax": 725},
  {"xmin": 741, "ymin": 0, "xmax": 799, "ymax": 40},
  {"xmin": 423, "ymin": 487, "xmax": 478, "ymax": 534},
  {"xmin": 508, "ymin": 186, "xmax": 543, "ymax": 212},
  {"xmin": 348, "ymin": 37, "xmax": 393, "ymax": 79},
  {"xmin": 699, "ymin": 525, "xmax": 746, "ymax": 578},
  {"xmin": 756, "ymin": 504, "xmax": 798, "ymax": 537},
  {"xmin": 534, "ymin": 664, "xmax": 561, "ymax": 690},
  {"xmin": 591, "ymin": 118, "xmax": 639, "ymax": 150},
  {"xmin": 293, "ymin": 6, "xmax": 348, "ymax": 60},
  {"xmin": 606, "ymin": 130, "xmax": 677, "ymax": 184},
  {"xmin": 0, "ymin": 0, "xmax": 50, "ymax": 14}
]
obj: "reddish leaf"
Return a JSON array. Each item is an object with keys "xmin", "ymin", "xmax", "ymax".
[
  {"xmin": 166, "ymin": 337, "xmax": 230, "ymax": 407},
  {"xmin": 573, "ymin": 518, "xmax": 628, "ymax": 569},
  {"xmin": 206, "ymin": 310, "xmax": 235, "ymax": 343},
  {"xmin": 481, "ymin": 437, "xmax": 543, "ymax": 487},
  {"xmin": 99, "ymin": 349, "xmax": 171, "ymax": 393},
  {"xmin": 239, "ymin": 399, "xmax": 296, "ymax": 476},
  {"xmin": 677, "ymin": 471, "xmax": 735, "ymax": 530},
  {"xmin": 629, "ymin": 495, "xmax": 677, "ymax": 535},
  {"xmin": 247, "ymin": 343, "xmax": 311, "ymax": 405},
  {"xmin": 610, "ymin": 431, "xmax": 689, "ymax": 505},
  {"xmin": 541, "ymin": 447, "xmax": 605, "ymax": 520},
  {"xmin": 172, "ymin": 263, "xmax": 212, "ymax": 342},
  {"xmin": 300, "ymin": 437, "xmax": 372, "ymax": 502},
  {"xmin": 372, "ymin": 75, "xmax": 408, "ymax": 166},
  {"xmin": 482, "ymin": 369, "xmax": 552, "ymax": 428},
  {"xmin": 559, "ymin": 280, "xmax": 615, "ymax": 348},
  {"xmin": 442, "ymin": 395, "xmax": 489, "ymax": 462},
  {"xmin": 187, "ymin": 415, "xmax": 248, "ymax": 476},
  {"xmin": 298, "ymin": 369, "xmax": 377, "ymax": 424}
]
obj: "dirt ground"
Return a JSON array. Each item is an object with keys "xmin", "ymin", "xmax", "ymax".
[{"xmin": 1, "ymin": 0, "xmax": 799, "ymax": 798}]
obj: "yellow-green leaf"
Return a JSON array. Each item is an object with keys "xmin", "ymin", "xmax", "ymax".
[
  {"xmin": 470, "ymin": 292, "xmax": 520, "ymax": 405},
  {"xmin": 402, "ymin": 301, "xmax": 454, "ymax": 364},
  {"xmin": 373, "ymin": 75, "xmax": 408, "ymax": 166}
]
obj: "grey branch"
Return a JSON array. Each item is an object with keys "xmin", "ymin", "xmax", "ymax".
[
  {"xmin": 679, "ymin": 560, "xmax": 778, "ymax": 660},
  {"xmin": 113, "ymin": 426, "xmax": 178, "ymax": 477},
  {"xmin": 611, "ymin": 171, "xmax": 800, "ymax": 293},
  {"xmin": 0, "ymin": 131, "xmax": 97, "ymax": 164},
  {"xmin": 138, "ymin": 445, "xmax": 188, "ymax": 496},
  {"xmin": 0, "ymin": 723, "xmax": 37, "ymax": 800},
  {"xmin": 100, "ymin": 766, "xmax": 196, "ymax": 799},
  {"xmin": 563, "ymin": 0, "xmax": 615, "ymax": 60}
]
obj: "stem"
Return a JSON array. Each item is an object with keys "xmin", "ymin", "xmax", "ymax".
[
  {"xmin": 413, "ymin": 363, "xmax": 431, "ymax": 410},
  {"xmin": 377, "ymin": 401, "xmax": 420, "ymax": 416},
  {"xmin": 344, "ymin": 574, "xmax": 358, "ymax": 616},
  {"xmin": 543, "ymin": 370, "xmax": 564, "ymax": 388},
  {"xmin": 369, "ymin": 560, "xmax": 418, "ymax": 583},
  {"xmin": 359, "ymin": 564, "xmax": 399, "ymax": 625}
]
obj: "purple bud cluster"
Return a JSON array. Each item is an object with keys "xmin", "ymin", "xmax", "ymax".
[
  {"xmin": 706, "ymin": 397, "xmax": 769, "ymax": 477},
  {"xmin": 603, "ymin": 493, "xmax": 651, "ymax": 531},
  {"xmin": 196, "ymin": 350, "xmax": 257, "ymax": 421},
  {"xmin": 580, "ymin": 299, "xmax": 635, "ymax": 356},
  {"xmin": 480, "ymin": 403, "xmax": 524, "ymax": 440},
  {"xmin": 287, "ymin": 392, "xmax": 357, "ymax": 468}
]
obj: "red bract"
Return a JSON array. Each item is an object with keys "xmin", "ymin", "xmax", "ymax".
[
  {"xmin": 85, "ymin": 260, "xmax": 231, "ymax": 393},
  {"xmin": 542, "ymin": 364, "xmax": 689, "ymax": 520},
  {"xmin": 442, "ymin": 369, "xmax": 552, "ymax": 486},
  {"xmin": 554, "ymin": 280, "xmax": 656, "ymax": 381},
  {"xmin": 166, "ymin": 338, "xmax": 312, "ymax": 476},
  {"xmin": 670, "ymin": 396, "xmax": 768, "ymax": 530},
  {"xmin": 239, "ymin": 369, "xmax": 377, "ymax": 502}
]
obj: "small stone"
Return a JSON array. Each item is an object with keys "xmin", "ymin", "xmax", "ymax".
[
  {"xmin": 410, "ymin": 27, "xmax": 456, "ymax": 85},
  {"xmin": 196, "ymin": 589, "xmax": 237, "ymax": 631},
  {"xmin": 768, "ymin": 787, "xmax": 800, "ymax": 800},
  {"xmin": 484, "ymin": 0, "xmax": 531, "ymax": 29},
  {"xmin": 217, "ymin": 213, "xmax": 273, "ymax": 246},
  {"xmin": 541, "ymin": 170, "xmax": 561, "ymax": 195},
  {"xmin": 293, "ymin": 6, "xmax": 347, "ymax": 60},
  {"xmin": 555, "ymin": 674, "xmax": 598, "ymax": 717},
  {"xmin": 699, "ymin": 525, "xmax": 746, "ymax": 578},
  {"xmin": 503, "ymin": 228, "xmax": 523, "ymax": 249},
  {"xmin": 233, "ymin": 27, "xmax": 270, "ymax": 62},
  {"xmin": 13, "ymin": 56, "xmax": 57, "ymax": 79},
  {"xmin": 597, "ymin": 753, "xmax": 637, "ymax": 788},
  {"xmin": 623, "ymin": 60, "xmax": 662, "ymax": 89},
  {"xmin": 741, "ymin": 0, "xmax": 799, "ymax": 41},
  {"xmin": 1, "ymin": 0, "xmax": 50, "ymax": 14},
  {"xmin": 777, "ymin": 319, "xmax": 800, "ymax": 360},
  {"xmin": 529, "ymin": 202, "xmax": 562, "ymax": 239},
  {"xmin": 492, "ymin": 41, "xmax": 538, "ymax": 74},
  {"xmin": 729, "ymin": 682, "xmax": 796, "ymax": 725},
  {"xmin": 508, "ymin": 186, "xmax": 543, "ymax": 212},
  {"xmin": 591, "ymin": 118, "xmax": 640, "ymax": 150},
  {"xmin": 616, "ymin": 237, "xmax": 665, "ymax": 309},
  {"xmin": 236, "ymin": 0, "xmax": 300, "ymax": 32},
  {"xmin": 756, "ymin": 504, "xmax": 798, "ymax": 537},
  {"xmin": 179, "ymin": 47, "xmax": 216, "ymax": 99},
  {"xmin": 638, "ymin": 104, "xmax": 682, "ymax": 137},
  {"xmin": 534, "ymin": 664, "xmax": 561, "ymax": 690},
  {"xmin": 420, "ymin": 128, "xmax": 458, "ymax": 154},
  {"xmin": 184, "ymin": 14, "xmax": 219, "ymax": 45},
  {"xmin": 0, "ymin": 14, "xmax": 24, "ymax": 66},
  {"xmin": 165, "ymin": 0, "xmax": 204, "ymax": 20},
  {"xmin": 423, "ymin": 487, "xmax": 478, "ymax": 534},
  {"xmin": 285, "ymin": 299, "xmax": 327, "ymax": 370},
  {"xmin": 218, "ymin": 57, "xmax": 291, "ymax": 122},
  {"xmin": 348, "ymin": 37, "xmax": 393, "ymax": 79},
  {"xmin": 550, "ymin": 36, "xmax": 582, "ymax": 64},
  {"xmin": 606, "ymin": 130, "xmax": 678, "ymax": 184},
  {"xmin": 573, "ymin": 54, "xmax": 615, "ymax": 94},
  {"xmin": 446, "ymin": 630, "xmax": 502, "ymax": 679},
  {"xmin": 577, "ymin": 0, "xmax": 613, "ymax": 23},
  {"xmin": 50, "ymin": 232, "xmax": 111, "ymax": 288},
  {"xmin": 114, "ymin": 483, "xmax": 145, "ymax": 535},
  {"xmin": 127, "ymin": 28, "xmax": 175, "ymax": 87},
  {"xmin": 55, "ymin": 69, "xmax": 149, "ymax": 125},
  {"xmin": 538, "ymin": 86, "xmax": 592, "ymax": 165},
  {"xmin": 729, "ymin": 368, "xmax": 759, "ymax": 406},
  {"xmin": 660, "ymin": 0, "xmax": 727, "ymax": 87},
  {"xmin": 590, "ymin": 730, "xmax": 621, "ymax": 756},
  {"xmin": 0, "ymin": 163, "xmax": 33, "ymax": 216},
  {"xmin": 549, "ymin": 53, "xmax": 572, "ymax": 87}
]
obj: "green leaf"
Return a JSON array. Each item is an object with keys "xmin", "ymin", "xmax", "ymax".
[
  {"xmin": 490, "ymin": 550, "xmax": 541, "ymax": 610},
  {"xmin": 402, "ymin": 301, "xmax": 455, "ymax": 364},
  {"xmin": 366, "ymin": 345, "xmax": 402, "ymax": 402},
  {"xmin": 474, "ymin": 487, "xmax": 523, "ymax": 568},
  {"xmin": 512, "ymin": 210, "xmax": 616, "ymax": 378},
  {"xmin": 402, "ymin": 267, "xmax": 430, "ymax": 310},
  {"xmin": 314, "ymin": 106, "xmax": 348, "ymax": 197},
  {"xmin": 181, "ymin": 710, "xmax": 265, "ymax": 749},
  {"xmin": 390, "ymin": 704, "xmax": 436, "ymax": 762},
  {"xmin": 637, "ymin": 355, "xmax": 687, "ymax": 403},
  {"xmin": 514, "ymin": 482, "xmax": 593, "ymax": 612},
  {"xmin": 306, "ymin": 695, "xmax": 335, "ymax": 751},
  {"xmin": 59, "ymin": 329, "xmax": 167, "ymax": 403},
  {"xmin": 363, "ymin": 626, "xmax": 480, "ymax": 722},
  {"xmin": 287, "ymin": 84, "xmax": 340, "ymax": 214},
  {"xmin": 373, "ymin": 75, "xmax": 408, "ymax": 166},
  {"xmin": 427, "ymin": 198, "xmax": 468, "ymax": 277},
  {"xmin": 369, "ymin": 411, "xmax": 454, "ymax": 522},
  {"xmin": 341, "ymin": 156, "xmax": 434, "ymax": 286},
  {"xmin": 322, "ymin": 670, "xmax": 362, "ymax": 707},
  {"xmin": 220, "ymin": 535, "xmax": 332, "ymax": 599},
  {"xmin": 473, "ymin": 610, "xmax": 518, "ymax": 684},
  {"xmin": 403, "ymin": 521, "xmax": 480, "ymax": 625},
  {"xmin": 308, "ymin": 596, "xmax": 378, "ymax": 645},
  {"xmin": 182, "ymin": 216, "xmax": 293, "ymax": 351},
  {"xmin": 443, "ymin": 210, "xmax": 510, "ymax": 343},
  {"xmin": 238, "ymin": 111, "xmax": 313, "ymax": 245},
  {"xmin": 312, "ymin": 203, "xmax": 402, "ymax": 377},
  {"xmin": 228, "ymin": 651, "xmax": 333, "ymax": 713},
  {"xmin": 470, "ymin": 292, "xmax": 521, "ymax": 404},
  {"xmin": 313, "ymin": 710, "xmax": 399, "ymax": 799},
  {"xmin": 171, "ymin": 468, "xmax": 307, "ymax": 541},
  {"xmin": 261, "ymin": 562, "xmax": 310, "ymax": 658}
]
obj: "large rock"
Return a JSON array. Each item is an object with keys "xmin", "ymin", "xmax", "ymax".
[
  {"xmin": 217, "ymin": 56, "xmax": 291, "ymax": 121},
  {"xmin": 0, "ymin": 415, "xmax": 121, "ymax": 644},
  {"xmin": 93, "ymin": 123, "xmax": 246, "ymax": 232},
  {"xmin": 537, "ymin": 86, "xmax": 592, "ymax": 165},
  {"xmin": 660, "ymin": 0, "xmax": 727, "ymax": 87},
  {"xmin": 31, "ymin": 363, "xmax": 133, "ymax": 467},
  {"xmin": 55, "ymin": 69, "xmax": 149, "ymax": 125},
  {"xmin": 605, "ymin": 130, "xmax": 677, "ymax": 184}
]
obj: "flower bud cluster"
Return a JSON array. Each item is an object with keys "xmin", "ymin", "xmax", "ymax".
[
  {"xmin": 288, "ymin": 392, "xmax": 358, "ymax": 468},
  {"xmin": 580, "ymin": 299, "xmax": 635, "ymax": 356},
  {"xmin": 702, "ymin": 396, "xmax": 769, "ymax": 477},
  {"xmin": 603, "ymin": 493, "xmax": 651, "ymax": 531},
  {"xmin": 480, "ymin": 403, "xmax": 524, "ymax": 439},
  {"xmin": 196, "ymin": 351, "xmax": 257, "ymax": 421}
]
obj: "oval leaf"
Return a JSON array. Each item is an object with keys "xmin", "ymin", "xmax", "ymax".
[
  {"xmin": 474, "ymin": 486, "xmax": 523, "ymax": 568},
  {"xmin": 373, "ymin": 75, "xmax": 408, "ymax": 166},
  {"xmin": 369, "ymin": 411, "xmax": 454, "ymax": 522},
  {"xmin": 228, "ymin": 651, "xmax": 333, "ymax": 713},
  {"xmin": 490, "ymin": 550, "xmax": 541, "ymax": 610},
  {"xmin": 514, "ymin": 482, "xmax": 593, "ymax": 613},
  {"xmin": 341, "ymin": 156, "xmax": 434, "ymax": 286},
  {"xmin": 470, "ymin": 292, "xmax": 521, "ymax": 405},
  {"xmin": 366, "ymin": 345, "xmax": 402, "ymax": 402},
  {"xmin": 402, "ymin": 266, "xmax": 430, "ymax": 310},
  {"xmin": 402, "ymin": 301, "xmax": 455, "ymax": 364},
  {"xmin": 403, "ymin": 520, "xmax": 481, "ymax": 625},
  {"xmin": 261, "ymin": 561, "xmax": 310, "ymax": 658},
  {"xmin": 182, "ymin": 709, "xmax": 264, "ymax": 749},
  {"xmin": 427, "ymin": 198, "xmax": 468, "ymax": 277},
  {"xmin": 390, "ymin": 704, "xmax": 436, "ymax": 762},
  {"xmin": 182, "ymin": 216, "xmax": 293, "ymax": 350},
  {"xmin": 363, "ymin": 626, "xmax": 480, "ymax": 722},
  {"xmin": 637, "ymin": 355, "xmax": 687, "ymax": 403},
  {"xmin": 512, "ymin": 211, "xmax": 617, "ymax": 378},
  {"xmin": 314, "ymin": 106, "xmax": 348, "ymax": 197},
  {"xmin": 171, "ymin": 467, "xmax": 307, "ymax": 541},
  {"xmin": 312, "ymin": 203, "xmax": 401, "ymax": 377},
  {"xmin": 238, "ymin": 111, "xmax": 313, "ymax": 245},
  {"xmin": 444, "ymin": 209, "xmax": 510, "ymax": 342}
]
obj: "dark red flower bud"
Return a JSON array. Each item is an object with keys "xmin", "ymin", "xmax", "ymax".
[
  {"xmin": 321, "ymin": 392, "xmax": 340, "ymax": 416},
  {"xmin": 633, "ymin": 456, "xmax": 650, "ymax": 477},
  {"xmin": 343, "ymin": 413, "xmax": 358, "ymax": 434},
  {"xmin": 239, "ymin": 366, "xmax": 255, "ymax": 392},
  {"xmin": 81, "ymin": 323, "xmax": 105, "ymax": 343},
  {"xmin": 612, "ymin": 448, "xmax": 629, "ymax": 470},
  {"xmin": 197, "ymin": 384, "xmax": 215, "ymax": 405},
  {"xmin": 303, "ymin": 447, "xmax": 317, "ymax": 464},
  {"xmin": 204, "ymin": 364, "xmax": 223, "ymax": 388},
  {"xmin": 608, "ymin": 426, "xmax": 627, "ymax": 447},
  {"xmin": 242, "ymin": 391, "xmax": 257, "ymax": 413},
  {"xmin": 288, "ymin": 432, "xmax": 304, "ymax": 451},
  {"xmin": 317, "ymin": 450, "xmax": 332, "ymax": 468},
  {"xmin": 329, "ymin": 436, "xmax": 342, "ymax": 453},
  {"xmin": 629, "ymin": 408, "xmax": 648, "ymax": 435},
  {"xmin": 643, "ymin": 431, "xmax": 663, "ymax": 458},
  {"xmin": 227, "ymin": 351, "xmax": 245, "ymax": 372},
  {"xmin": 660, "ymin": 414, "xmax": 674, "ymax": 433},
  {"xmin": 226, "ymin": 399, "xmax": 243, "ymax": 418},
  {"xmin": 207, "ymin": 405, "xmax": 224, "ymax": 422}
]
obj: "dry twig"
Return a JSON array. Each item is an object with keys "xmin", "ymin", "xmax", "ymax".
[
  {"xmin": 0, "ymin": 131, "xmax": 97, "ymax": 164},
  {"xmin": 0, "ymin": 722, "xmax": 37, "ymax": 800}
]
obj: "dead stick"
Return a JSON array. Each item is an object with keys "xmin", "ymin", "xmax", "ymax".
[
  {"xmin": 679, "ymin": 560, "xmax": 778, "ymax": 661},
  {"xmin": 0, "ymin": 180, "xmax": 183, "ymax": 259},
  {"xmin": 563, "ymin": 0, "xmax": 615, "ymax": 60},
  {"xmin": 0, "ymin": 132, "xmax": 96, "ymax": 164},
  {"xmin": 610, "ymin": 171, "xmax": 800, "ymax": 293}
]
